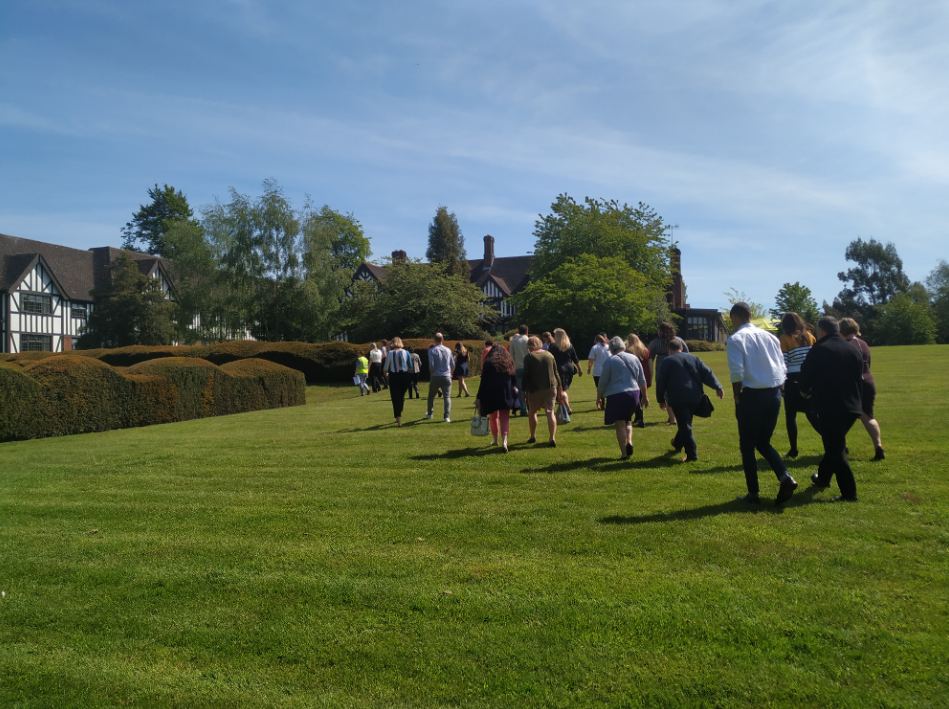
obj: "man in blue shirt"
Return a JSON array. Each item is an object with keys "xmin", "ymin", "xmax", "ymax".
[{"xmin": 426, "ymin": 332, "xmax": 455, "ymax": 423}]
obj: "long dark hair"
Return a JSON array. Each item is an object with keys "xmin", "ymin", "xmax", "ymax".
[
  {"xmin": 781, "ymin": 312, "xmax": 810, "ymax": 346},
  {"xmin": 484, "ymin": 341, "xmax": 515, "ymax": 375},
  {"xmin": 657, "ymin": 322, "xmax": 676, "ymax": 343}
]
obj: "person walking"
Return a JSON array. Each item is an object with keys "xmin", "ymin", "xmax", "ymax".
[
  {"xmin": 655, "ymin": 338, "xmax": 724, "ymax": 462},
  {"xmin": 626, "ymin": 333, "xmax": 652, "ymax": 427},
  {"xmin": 649, "ymin": 323, "xmax": 689, "ymax": 426},
  {"xmin": 509, "ymin": 325, "xmax": 531, "ymax": 417},
  {"xmin": 383, "ymin": 337, "xmax": 413, "ymax": 427},
  {"xmin": 453, "ymin": 342, "xmax": 471, "ymax": 398},
  {"xmin": 596, "ymin": 337, "xmax": 648, "ymax": 461},
  {"xmin": 368, "ymin": 343, "xmax": 385, "ymax": 393},
  {"xmin": 586, "ymin": 334, "xmax": 611, "ymax": 409},
  {"xmin": 540, "ymin": 332, "xmax": 554, "ymax": 351},
  {"xmin": 480, "ymin": 339, "xmax": 494, "ymax": 367},
  {"xmin": 523, "ymin": 336, "xmax": 563, "ymax": 447},
  {"xmin": 779, "ymin": 312, "xmax": 817, "ymax": 458},
  {"xmin": 475, "ymin": 343, "xmax": 519, "ymax": 453},
  {"xmin": 407, "ymin": 346, "xmax": 422, "ymax": 399},
  {"xmin": 547, "ymin": 328, "xmax": 581, "ymax": 415},
  {"xmin": 426, "ymin": 333, "xmax": 455, "ymax": 422},
  {"xmin": 354, "ymin": 350, "xmax": 371, "ymax": 396},
  {"xmin": 727, "ymin": 302, "xmax": 798, "ymax": 505},
  {"xmin": 800, "ymin": 316, "xmax": 865, "ymax": 501},
  {"xmin": 839, "ymin": 318, "xmax": 885, "ymax": 461},
  {"xmin": 379, "ymin": 340, "xmax": 389, "ymax": 389}
]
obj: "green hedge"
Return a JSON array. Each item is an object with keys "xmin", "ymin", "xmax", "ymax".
[
  {"xmin": 0, "ymin": 356, "xmax": 304, "ymax": 443},
  {"xmin": 683, "ymin": 340, "xmax": 726, "ymax": 352}
]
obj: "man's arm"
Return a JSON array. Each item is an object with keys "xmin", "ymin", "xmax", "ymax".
[{"xmin": 726, "ymin": 336, "xmax": 744, "ymax": 403}]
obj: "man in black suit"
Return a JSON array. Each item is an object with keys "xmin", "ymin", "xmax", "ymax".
[
  {"xmin": 799, "ymin": 316, "xmax": 864, "ymax": 502},
  {"xmin": 655, "ymin": 338, "xmax": 724, "ymax": 462}
]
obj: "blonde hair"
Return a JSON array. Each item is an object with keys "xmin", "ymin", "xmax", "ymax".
[
  {"xmin": 626, "ymin": 333, "xmax": 646, "ymax": 359},
  {"xmin": 527, "ymin": 336, "xmax": 543, "ymax": 350},
  {"xmin": 390, "ymin": 337, "xmax": 404, "ymax": 349},
  {"xmin": 370, "ymin": 342, "xmax": 378, "ymax": 351},
  {"xmin": 553, "ymin": 328, "xmax": 571, "ymax": 351},
  {"xmin": 455, "ymin": 342, "xmax": 467, "ymax": 356},
  {"xmin": 839, "ymin": 318, "xmax": 861, "ymax": 337}
]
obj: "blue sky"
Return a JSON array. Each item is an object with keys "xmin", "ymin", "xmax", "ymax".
[{"xmin": 2, "ymin": 0, "xmax": 947, "ymax": 312}]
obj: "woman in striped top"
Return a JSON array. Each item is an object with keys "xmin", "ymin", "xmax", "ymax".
[
  {"xmin": 779, "ymin": 312, "xmax": 817, "ymax": 457},
  {"xmin": 383, "ymin": 337, "xmax": 414, "ymax": 427}
]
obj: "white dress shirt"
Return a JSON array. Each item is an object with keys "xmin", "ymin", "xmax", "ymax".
[{"xmin": 726, "ymin": 323, "xmax": 787, "ymax": 388}]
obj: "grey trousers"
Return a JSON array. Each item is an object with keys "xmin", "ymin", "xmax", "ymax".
[{"xmin": 427, "ymin": 375, "xmax": 452, "ymax": 419}]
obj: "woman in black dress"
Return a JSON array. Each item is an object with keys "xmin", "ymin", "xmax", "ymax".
[
  {"xmin": 453, "ymin": 342, "xmax": 471, "ymax": 398},
  {"xmin": 475, "ymin": 344, "xmax": 519, "ymax": 452},
  {"xmin": 547, "ymin": 328, "xmax": 582, "ymax": 415}
]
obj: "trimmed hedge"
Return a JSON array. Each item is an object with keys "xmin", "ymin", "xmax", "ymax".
[
  {"xmin": 0, "ymin": 355, "xmax": 304, "ymax": 443},
  {"xmin": 683, "ymin": 340, "xmax": 726, "ymax": 352}
]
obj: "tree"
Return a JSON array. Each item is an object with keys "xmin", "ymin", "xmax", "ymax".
[
  {"xmin": 426, "ymin": 206, "xmax": 468, "ymax": 277},
  {"xmin": 512, "ymin": 254, "xmax": 657, "ymax": 347},
  {"xmin": 872, "ymin": 293, "xmax": 936, "ymax": 346},
  {"xmin": 340, "ymin": 259, "xmax": 494, "ymax": 343},
  {"xmin": 78, "ymin": 251, "xmax": 175, "ymax": 348},
  {"xmin": 122, "ymin": 184, "xmax": 199, "ymax": 256},
  {"xmin": 530, "ymin": 195, "xmax": 671, "ymax": 289},
  {"xmin": 927, "ymin": 260, "xmax": 949, "ymax": 344},
  {"xmin": 310, "ymin": 206, "xmax": 371, "ymax": 276},
  {"xmin": 771, "ymin": 282, "xmax": 820, "ymax": 324},
  {"xmin": 837, "ymin": 238, "xmax": 909, "ymax": 311}
]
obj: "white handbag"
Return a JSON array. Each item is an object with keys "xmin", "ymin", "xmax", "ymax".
[{"xmin": 470, "ymin": 407, "xmax": 490, "ymax": 436}]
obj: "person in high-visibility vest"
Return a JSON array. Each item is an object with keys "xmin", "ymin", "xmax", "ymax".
[{"xmin": 354, "ymin": 351, "xmax": 371, "ymax": 396}]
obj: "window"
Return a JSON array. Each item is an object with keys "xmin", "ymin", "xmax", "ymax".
[
  {"xmin": 21, "ymin": 334, "xmax": 52, "ymax": 352},
  {"xmin": 22, "ymin": 293, "xmax": 52, "ymax": 315},
  {"xmin": 687, "ymin": 316, "xmax": 709, "ymax": 342},
  {"xmin": 71, "ymin": 307, "xmax": 87, "ymax": 320}
]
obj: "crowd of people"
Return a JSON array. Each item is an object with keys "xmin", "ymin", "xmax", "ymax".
[{"xmin": 355, "ymin": 305, "xmax": 883, "ymax": 505}]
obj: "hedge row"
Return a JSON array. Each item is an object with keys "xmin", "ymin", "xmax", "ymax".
[{"xmin": 0, "ymin": 355, "xmax": 304, "ymax": 443}]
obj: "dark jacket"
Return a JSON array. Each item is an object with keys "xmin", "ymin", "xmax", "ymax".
[
  {"xmin": 548, "ymin": 344, "xmax": 579, "ymax": 377},
  {"xmin": 655, "ymin": 352, "xmax": 722, "ymax": 406},
  {"xmin": 475, "ymin": 362, "xmax": 518, "ymax": 416},
  {"xmin": 799, "ymin": 333, "xmax": 863, "ymax": 417}
]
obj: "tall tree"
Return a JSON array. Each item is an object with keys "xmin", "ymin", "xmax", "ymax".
[
  {"xmin": 927, "ymin": 260, "xmax": 949, "ymax": 344},
  {"xmin": 122, "ymin": 184, "xmax": 198, "ymax": 256},
  {"xmin": 426, "ymin": 206, "xmax": 469, "ymax": 277},
  {"xmin": 78, "ymin": 251, "xmax": 175, "ymax": 348},
  {"xmin": 530, "ymin": 195, "xmax": 671, "ymax": 289},
  {"xmin": 310, "ymin": 206, "xmax": 371, "ymax": 276},
  {"xmin": 872, "ymin": 293, "xmax": 937, "ymax": 346},
  {"xmin": 771, "ymin": 282, "xmax": 820, "ymax": 324},
  {"xmin": 837, "ymin": 238, "xmax": 909, "ymax": 311}
]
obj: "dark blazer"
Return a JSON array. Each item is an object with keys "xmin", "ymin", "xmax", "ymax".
[
  {"xmin": 475, "ymin": 362, "xmax": 518, "ymax": 416},
  {"xmin": 799, "ymin": 333, "xmax": 863, "ymax": 417},
  {"xmin": 655, "ymin": 352, "xmax": 722, "ymax": 406}
]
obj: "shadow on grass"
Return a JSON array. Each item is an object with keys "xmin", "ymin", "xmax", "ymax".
[
  {"xmin": 411, "ymin": 445, "xmax": 503, "ymax": 460},
  {"xmin": 519, "ymin": 453, "xmax": 678, "ymax": 474},
  {"xmin": 600, "ymin": 486, "xmax": 821, "ymax": 524}
]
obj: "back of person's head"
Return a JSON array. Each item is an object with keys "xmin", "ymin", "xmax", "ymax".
[
  {"xmin": 381, "ymin": 339, "xmax": 388, "ymax": 347},
  {"xmin": 542, "ymin": 331, "xmax": 553, "ymax": 344},
  {"xmin": 609, "ymin": 336, "xmax": 626, "ymax": 354},
  {"xmin": 357, "ymin": 350, "xmax": 364, "ymax": 356},
  {"xmin": 657, "ymin": 322, "xmax": 676, "ymax": 341},
  {"xmin": 818, "ymin": 316, "xmax": 840, "ymax": 336},
  {"xmin": 553, "ymin": 328, "xmax": 571, "ymax": 351},
  {"xmin": 527, "ymin": 335, "xmax": 543, "ymax": 350},
  {"xmin": 518, "ymin": 324, "xmax": 529, "ymax": 335},
  {"xmin": 730, "ymin": 303, "xmax": 752, "ymax": 322},
  {"xmin": 594, "ymin": 334, "xmax": 606, "ymax": 345},
  {"xmin": 456, "ymin": 342, "xmax": 467, "ymax": 356},
  {"xmin": 485, "ymin": 342, "xmax": 515, "ymax": 374},
  {"xmin": 668, "ymin": 338, "xmax": 683, "ymax": 353},
  {"xmin": 390, "ymin": 336, "xmax": 403, "ymax": 349},
  {"xmin": 434, "ymin": 332, "xmax": 444, "ymax": 344},
  {"xmin": 370, "ymin": 342, "xmax": 377, "ymax": 350},
  {"xmin": 484, "ymin": 339, "xmax": 493, "ymax": 347},
  {"xmin": 839, "ymin": 318, "xmax": 860, "ymax": 337},
  {"xmin": 626, "ymin": 333, "xmax": 645, "ymax": 358},
  {"xmin": 407, "ymin": 346, "xmax": 414, "ymax": 354},
  {"xmin": 781, "ymin": 312, "xmax": 811, "ymax": 345}
]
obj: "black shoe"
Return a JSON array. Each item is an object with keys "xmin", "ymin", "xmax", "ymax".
[
  {"xmin": 737, "ymin": 494, "xmax": 761, "ymax": 504},
  {"xmin": 634, "ymin": 420, "xmax": 645, "ymax": 429},
  {"xmin": 626, "ymin": 442, "xmax": 633, "ymax": 457},
  {"xmin": 670, "ymin": 438, "xmax": 682, "ymax": 454},
  {"xmin": 785, "ymin": 449, "xmax": 798, "ymax": 458},
  {"xmin": 527, "ymin": 437, "xmax": 536, "ymax": 444},
  {"xmin": 810, "ymin": 474, "xmax": 830, "ymax": 488},
  {"xmin": 873, "ymin": 447, "xmax": 885, "ymax": 461},
  {"xmin": 832, "ymin": 495, "xmax": 858, "ymax": 503},
  {"xmin": 776, "ymin": 477, "xmax": 798, "ymax": 505}
]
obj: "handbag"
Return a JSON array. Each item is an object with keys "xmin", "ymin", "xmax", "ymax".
[
  {"xmin": 352, "ymin": 375, "xmax": 360, "ymax": 386},
  {"xmin": 470, "ymin": 406, "xmax": 490, "ymax": 437},
  {"xmin": 557, "ymin": 403, "xmax": 571, "ymax": 423},
  {"xmin": 692, "ymin": 393, "xmax": 714, "ymax": 418}
]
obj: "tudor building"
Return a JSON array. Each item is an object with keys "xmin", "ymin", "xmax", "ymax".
[{"xmin": 0, "ymin": 232, "xmax": 173, "ymax": 353}]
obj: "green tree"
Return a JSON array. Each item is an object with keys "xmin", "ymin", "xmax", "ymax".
[
  {"xmin": 512, "ymin": 254, "xmax": 657, "ymax": 346},
  {"xmin": 311, "ymin": 206, "xmax": 371, "ymax": 276},
  {"xmin": 871, "ymin": 293, "xmax": 937, "ymax": 346},
  {"xmin": 340, "ymin": 259, "xmax": 493, "ymax": 342},
  {"xmin": 530, "ymin": 195, "xmax": 671, "ymax": 289},
  {"xmin": 78, "ymin": 251, "xmax": 176, "ymax": 348},
  {"xmin": 926, "ymin": 260, "xmax": 949, "ymax": 344},
  {"xmin": 837, "ymin": 238, "xmax": 909, "ymax": 311},
  {"xmin": 426, "ymin": 206, "xmax": 469, "ymax": 278},
  {"xmin": 122, "ymin": 184, "xmax": 199, "ymax": 256},
  {"xmin": 771, "ymin": 282, "xmax": 820, "ymax": 324}
]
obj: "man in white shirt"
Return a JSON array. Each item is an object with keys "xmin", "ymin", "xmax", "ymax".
[
  {"xmin": 727, "ymin": 302, "xmax": 797, "ymax": 505},
  {"xmin": 426, "ymin": 332, "xmax": 455, "ymax": 422},
  {"xmin": 509, "ymin": 324, "xmax": 531, "ymax": 416}
]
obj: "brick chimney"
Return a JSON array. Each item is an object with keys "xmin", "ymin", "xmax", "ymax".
[
  {"xmin": 391, "ymin": 249, "xmax": 407, "ymax": 262},
  {"xmin": 668, "ymin": 246, "xmax": 685, "ymax": 310},
  {"xmin": 482, "ymin": 235, "xmax": 495, "ymax": 270}
]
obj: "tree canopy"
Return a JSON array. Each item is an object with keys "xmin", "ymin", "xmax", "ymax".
[
  {"xmin": 872, "ymin": 293, "xmax": 937, "ymax": 346},
  {"xmin": 122, "ymin": 184, "xmax": 198, "ymax": 256},
  {"xmin": 771, "ymin": 282, "xmax": 820, "ymax": 325},
  {"xmin": 837, "ymin": 238, "xmax": 910, "ymax": 311},
  {"xmin": 927, "ymin": 260, "xmax": 949, "ymax": 344},
  {"xmin": 78, "ymin": 251, "xmax": 176, "ymax": 348},
  {"xmin": 426, "ymin": 206, "xmax": 469, "ymax": 278}
]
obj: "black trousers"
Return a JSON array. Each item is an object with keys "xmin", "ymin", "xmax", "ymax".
[
  {"xmin": 784, "ymin": 373, "xmax": 820, "ymax": 451},
  {"xmin": 368, "ymin": 362, "xmax": 384, "ymax": 392},
  {"xmin": 671, "ymin": 403, "xmax": 697, "ymax": 458},
  {"xmin": 736, "ymin": 387, "xmax": 789, "ymax": 495},
  {"xmin": 388, "ymin": 372, "xmax": 411, "ymax": 418},
  {"xmin": 813, "ymin": 411, "xmax": 859, "ymax": 498}
]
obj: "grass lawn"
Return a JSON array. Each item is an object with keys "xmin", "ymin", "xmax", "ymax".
[{"xmin": 1, "ymin": 345, "xmax": 947, "ymax": 708}]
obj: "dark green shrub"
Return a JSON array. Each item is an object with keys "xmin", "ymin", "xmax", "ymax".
[
  {"xmin": 0, "ymin": 366, "xmax": 46, "ymax": 442},
  {"xmin": 125, "ymin": 358, "xmax": 223, "ymax": 421},
  {"xmin": 219, "ymin": 359, "xmax": 305, "ymax": 413},
  {"xmin": 126, "ymin": 374, "xmax": 179, "ymax": 428},
  {"xmin": 684, "ymin": 340, "xmax": 726, "ymax": 352}
]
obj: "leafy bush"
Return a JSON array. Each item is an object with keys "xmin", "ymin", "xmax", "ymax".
[{"xmin": 683, "ymin": 340, "xmax": 726, "ymax": 352}]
